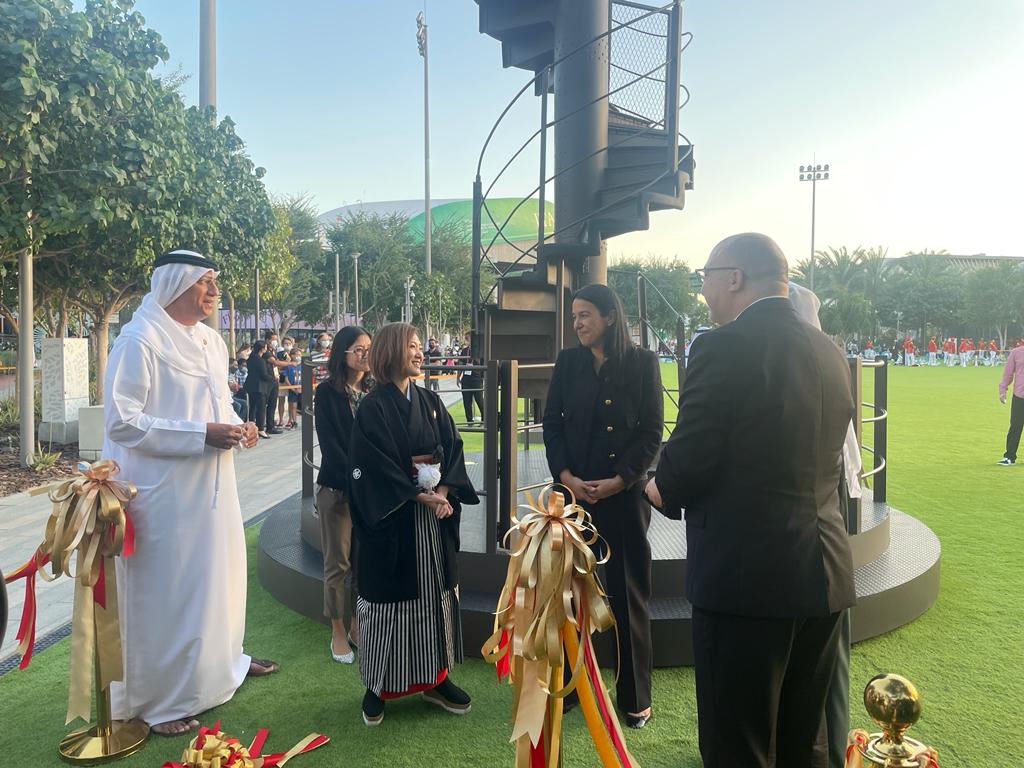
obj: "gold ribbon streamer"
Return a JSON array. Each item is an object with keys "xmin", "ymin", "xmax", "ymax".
[
  {"xmin": 481, "ymin": 484, "xmax": 627, "ymax": 767},
  {"xmin": 28, "ymin": 459, "xmax": 137, "ymax": 723}
]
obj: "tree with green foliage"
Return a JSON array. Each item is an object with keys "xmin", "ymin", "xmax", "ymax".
[
  {"xmin": 962, "ymin": 263, "xmax": 1023, "ymax": 349},
  {"xmin": 609, "ymin": 255, "xmax": 702, "ymax": 349}
]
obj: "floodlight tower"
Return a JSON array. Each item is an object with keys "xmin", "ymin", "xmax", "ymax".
[{"xmin": 798, "ymin": 159, "xmax": 830, "ymax": 292}]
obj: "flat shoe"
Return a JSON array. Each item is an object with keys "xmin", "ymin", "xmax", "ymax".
[{"xmin": 331, "ymin": 641, "xmax": 354, "ymax": 664}]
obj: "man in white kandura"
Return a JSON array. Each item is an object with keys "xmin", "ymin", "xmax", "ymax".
[{"xmin": 104, "ymin": 250, "xmax": 278, "ymax": 736}]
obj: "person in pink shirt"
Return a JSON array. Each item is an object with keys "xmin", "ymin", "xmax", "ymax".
[{"xmin": 998, "ymin": 344, "xmax": 1024, "ymax": 465}]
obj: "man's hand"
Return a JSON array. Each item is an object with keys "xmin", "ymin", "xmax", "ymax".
[
  {"xmin": 559, "ymin": 469, "xmax": 597, "ymax": 504},
  {"xmin": 240, "ymin": 422, "xmax": 259, "ymax": 449},
  {"xmin": 589, "ymin": 475, "xmax": 626, "ymax": 501},
  {"xmin": 1000, "ymin": 393, "xmax": 1007, "ymax": 404},
  {"xmin": 644, "ymin": 477, "xmax": 663, "ymax": 509},
  {"xmin": 206, "ymin": 422, "xmax": 245, "ymax": 450}
]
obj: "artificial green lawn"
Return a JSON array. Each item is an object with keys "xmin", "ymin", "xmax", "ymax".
[{"xmin": 1, "ymin": 365, "xmax": 1020, "ymax": 766}]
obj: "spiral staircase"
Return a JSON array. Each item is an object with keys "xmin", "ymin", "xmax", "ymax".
[{"xmin": 471, "ymin": 0, "xmax": 695, "ymax": 383}]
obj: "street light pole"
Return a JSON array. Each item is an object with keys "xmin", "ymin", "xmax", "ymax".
[
  {"xmin": 334, "ymin": 250, "xmax": 341, "ymax": 332},
  {"xmin": 416, "ymin": 11, "xmax": 431, "ymax": 275},
  {"xmin": 798, "ymin": 158, "xmax": 830, "ymax": 292},
  {"xmin": 200, "ymin": 0, "xmax": 220, "ymax": 331},
  {"xmin": 253, "ymin": 265, "xmax": 261, "ymax": 342},
  {"xmin": 352, "ymin": 252, "xmax": 361, "ymax": 322}
]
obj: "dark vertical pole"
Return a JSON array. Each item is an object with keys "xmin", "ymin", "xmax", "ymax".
[
  {"xmin": 471, "ymin": 177, "xmax": 482, "ymax": 357},
  {"xmin": 675, "ymin": 317, "xmax": 687, "ymax": 392},
  {"xmin": 484, "ymin": 359, "xmax": 500, "ymax": 554},
  {"xmin": 874, "ymin": 360, "xmax": 888, "ymax": 504},
  {"xmin": 665, "ymin": 1, "xmax": 681, "ymax": 170},
  {"xmin": 554, "ymin": 259, "xmax": 565, "ymax": 354},
  {"xmin": 301, "ymin": 361, "xmax": 315, "ymax": 499},
  {"xmin": 553, "ymin": 0, "xmax": 609, "ymax": 282},
  {"xmin": 847, "ymin": 356, "xmax": 862, "ymax": 535},
  {"xmin": 499, "ymin": 360, "xmax": 519, "ymax": 544},
  {"xmin": 637, "ymin": 272, "xmax": 649, "ymax": 350},
  {"xmin": 537, "ymin": 66, "xmax": 550, "ymax": 256}
]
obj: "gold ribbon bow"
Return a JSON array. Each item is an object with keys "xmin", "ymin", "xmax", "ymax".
[
  {"xmin": 482, "ymin": 484, "xmax": 636, "ymax": 767},
  {"xmin": 29, "ymin": 459, "xmax": 137, "ymax": 723},
  {"xmin": 163, "ymin": 723, "xmax": 330, "ymax": 768}
]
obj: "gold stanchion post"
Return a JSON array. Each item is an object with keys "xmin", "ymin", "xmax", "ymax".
[{"xmin": 58, "ymin": 644, "xmax": 149, "ymax": 763}]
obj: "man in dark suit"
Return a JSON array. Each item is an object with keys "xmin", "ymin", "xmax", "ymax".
[{"xmin": 645, "ymin": 233, "xmax": 856, "ymax": 768}]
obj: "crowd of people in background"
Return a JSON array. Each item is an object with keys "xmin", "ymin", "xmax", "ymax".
[{"xmin": 837, "ymin": 335, "xmax": 1024, "ymax": 367}]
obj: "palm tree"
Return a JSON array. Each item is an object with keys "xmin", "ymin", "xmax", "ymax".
[
  {"xmin": 814, "ymin": 246, "xmax": 865, "ymax": 298},
  {"xmin": 861, "ymin": 246, "xmax": 890, "ymax": 304}
]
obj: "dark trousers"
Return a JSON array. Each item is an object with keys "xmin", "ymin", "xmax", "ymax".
[
  {"xmin": 586, "ymin": 486, "xmax": 653, "ymax": 713},
  {"xmin": 461, "ymin": 376, "xmax": 484, "ymax": 422},
  {"xmin": 824, "ymin": 609, "xmax": 851, "ymax": 768},
  {"xmin": 692, "ymin": 607, "xmax": 843, "ymax": 768},
  {"xmin": 248, "ymin": 391, "xmax": 267, "ymax": 430},
  {"xmin": 266, "ymin": 382, "xmax": 279, "ymax": 427},
  {"xmin": 1006, "ymin": 394, "xmax": 1024, "ymax": 461}
]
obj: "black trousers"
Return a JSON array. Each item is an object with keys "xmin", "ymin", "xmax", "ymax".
[
  {"xmin": 1006, "ymin": 394, "xmax": 1024, "ymax": 462},
  {"xmin": 266, "ymin": 382, "xmax": 279, "ymax": 427},
  {"xmin": 692, "ymin": 607, "xmax": 843, "ymax": 768},
  {"xmin": 461, "ymin": 376, "xmax": 484, "ymax": 422},
  {"xmin": 248, "ymin": 391, "xmax": 267, "ymax": 430},
  {"xmin": 584, "ymin": 486, "xmax": 653, "ymax": 713}
]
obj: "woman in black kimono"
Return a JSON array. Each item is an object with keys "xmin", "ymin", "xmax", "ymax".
[
  {"xmin": 542, "ymin": 283, "xmax": 664, "ymax": 728},
  {"xmin": 347, "ymin": 322, "xmax": 480, "ymax": 727}
]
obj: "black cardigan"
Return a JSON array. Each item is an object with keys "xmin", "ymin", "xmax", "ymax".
[
  {"xmin": 314, "ymin": 380, "xmax": 357, "ymax": 490},
  {"xmin": 542, "ymin": 344, "xmax": 664, "ymax": 488},
  {"xmin": 242, "ymin": 353, "xmax": 276, "ymax": 396}
]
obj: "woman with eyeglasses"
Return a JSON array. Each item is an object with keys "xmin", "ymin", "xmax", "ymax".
[
  {"xmin": 347, "ymin": 322, "xmax": 479, "ymax": 726},
  {"xmin": 314, "ymin": 325, "xmax": 373, "ymax": 664},
  {"xmin": 542, "ymin": 283, "xmax": 664, "ymax": 729}
]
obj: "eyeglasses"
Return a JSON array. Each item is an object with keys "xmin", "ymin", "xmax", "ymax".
[
  {"xmin": 346, "ymin": 347, "xmax": 371, "ymax": 357},
  {"xmin": 694, "ymin": 266, "xmax": 741, "ymax": 280}
]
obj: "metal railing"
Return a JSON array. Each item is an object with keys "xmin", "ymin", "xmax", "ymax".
[
  {"xmin": 471, "ymin": 0, "xmax": 693, "ymax": 340},
  {"xmin": 847, "ymin": 357, "xmax": 888, "ymax": 535}
]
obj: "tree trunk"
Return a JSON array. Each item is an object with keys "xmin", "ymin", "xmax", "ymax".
[
  {"xmin": 227, "ymin": 291, "xmax": 237, "ymax": 355},
  {"xmin": 94, "ymin": 313, "xmax": 111, "ymax": 405}
]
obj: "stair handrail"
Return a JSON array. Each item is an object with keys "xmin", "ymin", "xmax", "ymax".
[
  {"xmin": 475, "ymin": 0, "xmax": 675, "ymax": 179},
  {"xmin": 478, "ymin": 38, "xmax": 692, "ymax": 278},
  {"xmin": 479, "ymin": 67, "xmax": 691, "ymax": 269},
  {"xmin": 476, "ymin": 23, "xmax": 692, "ymax": 265}
]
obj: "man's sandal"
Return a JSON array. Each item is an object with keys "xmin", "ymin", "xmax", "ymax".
[
  {"xmin": 150, "ymin": 718, "xmax": 199, "ymax": 736},
  {"xmin": 247, "ymin": 657, "xmax": 280, "ymax": 677}
]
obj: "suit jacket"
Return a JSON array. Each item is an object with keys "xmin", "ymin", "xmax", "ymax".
[
  {"xmin": 656, "ymin": 296, "xmax": 856, "ymax": 618},
  {"xmin": 543, "ymin": 345, "xmax": 663, "ymax": 488}
]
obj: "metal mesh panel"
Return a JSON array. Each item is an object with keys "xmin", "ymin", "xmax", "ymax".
[{"xmin": 609, "ymin": 3, "xmax": 670, "ymax": 127}]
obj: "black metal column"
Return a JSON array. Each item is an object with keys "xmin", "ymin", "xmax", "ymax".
[
  {"xmin": 873, "ymin": 360, "xmax": 888, "ymax": 503},
  {"xmin": 553, "ymin": 0, "xmax": 609, "ymax": 282},
  {"xmin": 301, "ymin": 361, "xmax": 316, "ymax": 499}
]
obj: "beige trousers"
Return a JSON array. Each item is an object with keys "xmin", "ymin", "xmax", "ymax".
[{"xmin": 317, "ymin": 485, "xmax": 357, "ymax": 625}]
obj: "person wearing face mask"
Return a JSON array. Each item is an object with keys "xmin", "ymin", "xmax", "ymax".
[
  {"xmin": 275, "ymin": 336, "xmax": 296, "ymax": 428},
  {"xmin": 261, "ymin": 330, "xmax": 285, "ymax": 433},
  {"xmin": 542, "ymin": 283, "xmax": 664, "ymax": 730},
  {"xmin": 347, "ymin": 323, "xmax": 479, "ymax": 727}
]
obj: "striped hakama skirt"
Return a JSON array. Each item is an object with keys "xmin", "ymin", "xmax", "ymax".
[{"xmin": 357, "ymin": 503, "xmax": 463, "ymax": 697}]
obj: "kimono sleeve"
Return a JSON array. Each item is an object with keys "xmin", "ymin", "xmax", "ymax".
[
  {"xmin": 347, "ymin": 397, "xmax": 419, "ymax": 529},
  {"xmin": 104, "ymin": 341, "xmax": 208, "ymax": 457},
  {"xmin": 437, "ymin": 397, "xmax": 480, "ymax": 505}
]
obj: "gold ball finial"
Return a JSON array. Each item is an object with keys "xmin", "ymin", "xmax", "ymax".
[{"xmin": 862, "ymin": 674, "xmax": 923, "ymax": 764}]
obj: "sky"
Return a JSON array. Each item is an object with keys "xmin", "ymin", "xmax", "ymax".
[{"xmin": 126, "ymin": 0, "xmax": 1024, "ymax": 269}]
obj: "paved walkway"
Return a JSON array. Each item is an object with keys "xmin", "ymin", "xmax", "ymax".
[{"xmin": 1, "ymin": 385, "xmax": 463, "ymax": 660}]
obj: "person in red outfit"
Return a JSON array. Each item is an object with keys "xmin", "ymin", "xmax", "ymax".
[
  {"xmin": 927, "ymin": 337, "xmax": 938, "ymax": 366},
  {"xmin": 902, "ymin": 336, "xmax": 916, "ymax": 366},
  {"xmin": 959, "ymin": 338, "xmax": 970, "ymax": 367}
]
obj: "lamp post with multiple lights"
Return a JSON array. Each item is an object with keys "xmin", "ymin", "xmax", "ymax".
[
  {"xmin": 416, "ymin": 12, "xmax": 432, "ymax": 275},
  {"xmin": 798, "ymin": 160, "xmax": 830, "ymax": 291}
]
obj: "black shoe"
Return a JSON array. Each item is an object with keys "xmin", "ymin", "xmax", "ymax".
[
  {"xmin": 267, "ymin": 427, "xmax": 283, "ymax": 435},
  {"xmin": 997, "ymin": 457, "xmax": 1015, "ymax": 466},
  {"xmin": 625, "ymin": 710, "xmax": 652, "ymax": 729},
  {"xmin": 422, "ymin": 677, "xmax": 471, "ymax": 714},
  {"xmin": 362, "ymin": 689, "xmax": 385, "ymax": 726}
]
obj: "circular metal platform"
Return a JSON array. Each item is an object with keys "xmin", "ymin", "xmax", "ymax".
[{"xmin": 257, "ymin": 480, "xmax": 940, "ymax": 667}]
